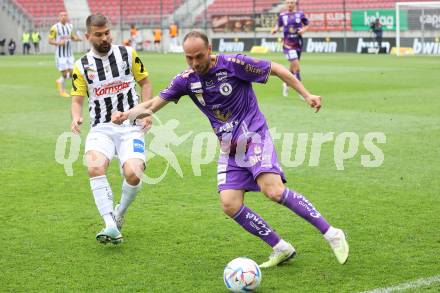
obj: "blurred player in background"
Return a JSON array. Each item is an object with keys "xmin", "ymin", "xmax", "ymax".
[
  {"xmin": 112, "ymin": 31, "xmax": 349, "ymax": 267},
  {"xmin": 370, "ymin": 18, "xmax": 383, "ymax": 52},
  {"xmin": 49, "ymin": 11, "xmax": 82, "ymax": 97},
  {"xmin": 70, "ymin": 13, "xmax": 152, "ymax": 244},
  {"xmin": 272, "ymin": 0, "xmax": 309, "ymax": 97}
]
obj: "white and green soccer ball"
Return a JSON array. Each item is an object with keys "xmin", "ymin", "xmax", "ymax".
[{"xmin": 223, "ymin": 257, "xmax": 262, "ymax": 292}]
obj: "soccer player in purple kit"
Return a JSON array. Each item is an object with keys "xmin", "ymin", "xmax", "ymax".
[
  {"xmin": 112, "ymin": 31, "xmax": 349, "ymax": 268},
  {"xmin": 272, "ymin": 0, "xmax": 309, "ymax": 97}
]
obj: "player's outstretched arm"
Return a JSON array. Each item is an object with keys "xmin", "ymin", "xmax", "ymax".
[
  {"xmin": 71, "ymin": 95, "xmax": 84, "ymax": 134},
  {"xmin": 111, "ymin": 96, "xmax": 169, "ymax": 124},
  {"xmin": 270, "ymin": 62, "xmax": 322, "ymax": 112}
]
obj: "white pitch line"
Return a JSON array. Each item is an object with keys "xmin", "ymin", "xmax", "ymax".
[{"xmin": 361, "ymin": 275, "xmax": 440, "ymax": 293}]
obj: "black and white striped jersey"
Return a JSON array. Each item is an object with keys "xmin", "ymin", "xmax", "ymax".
[
  {"xmin": 71, "ymin": 45, "xmax": 148, "ymax": 127},
  {"xmin": 49, "ymin": 22, "xmax": 76, "ymax": 58}
]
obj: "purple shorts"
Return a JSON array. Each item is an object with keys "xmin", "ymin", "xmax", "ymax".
[
  {"xmin": 217, "ymin": 130, "xmax": 286, "ymax": 192},
  {"xmin": 283, "ymin": 47, "xmax": 302, "ymax": 61}
]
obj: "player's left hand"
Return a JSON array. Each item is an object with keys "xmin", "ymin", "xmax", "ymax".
[
  {"xmin": 305, "ymin": 95, "xmax": 322, "ymax": 113},
  {"xmin": 138, "ymin": 116, "xmax": 152, "ymax": 133},
  {"xmin": 297, "ymin": 29, "xmax": 305, "ymax": 35}
]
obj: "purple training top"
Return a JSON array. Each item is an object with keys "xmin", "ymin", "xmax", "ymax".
[
  {"xmin": 278, "ymin": 11, "xmax": 309, "ymax": 50},
  {"xmin": 159, "ymin": 54, "xmax": 271, "ymax": 147}
]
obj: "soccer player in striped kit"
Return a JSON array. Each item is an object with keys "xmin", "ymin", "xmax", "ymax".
[
  {"xmin": 272, "ymin": 0, "xmax": 309, "ymax": 97},
  {"xmin": 70, "ymin": 14, "xmax": 152, "ymax": 244},
  {"xmin": 49, "ymin": 11, "xmax": 82, "ymax": 97},
  {"xmin": 112, "ymin": 31, "xmax": 349, "ymax": 267}
]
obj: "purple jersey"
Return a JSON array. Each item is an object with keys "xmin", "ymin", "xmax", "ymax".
[
  {"xmin": 159, "ymin": 54, "xmax": 271, "ymax": 147},
  {"xmin": 278, "ymin": 11, "xmax": 309, "ymax": 50}
]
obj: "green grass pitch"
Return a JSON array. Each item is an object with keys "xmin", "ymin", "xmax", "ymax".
[{"xmin": 0, "ymin": 52, "xmax": 439, "ymax": 292}]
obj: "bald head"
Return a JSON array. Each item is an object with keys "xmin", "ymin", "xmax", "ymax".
[{"xmin": 182, "ymin": 31, "xmax": 212, "ymax": 75}]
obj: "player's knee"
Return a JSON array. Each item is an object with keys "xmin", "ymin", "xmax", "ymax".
[
  {"xmin": 261, "ymin": 184, "xmax": 284, "ymax": 202},
  {"xmin": 123, "ymin": 161, "xmax": 144, "ymax": 185},
  {"xmin": 87, "ymin": 166, "xmax": 106, "ymax": 177},
  {"xmin": 221, "ymin": 200, "xmax": 241, "ymax": 218},
  {"xmin": 124, "ymin": 171, "xmax": 141, "ymax": 185}
]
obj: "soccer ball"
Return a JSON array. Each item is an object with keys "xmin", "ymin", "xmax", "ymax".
[{"xmin": 223, "ymin": 257, "xmax": 262, "ymax": 292}]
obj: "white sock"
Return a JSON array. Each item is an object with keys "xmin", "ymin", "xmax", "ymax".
[
  {"xmin": 103, "ymin": 214, "xmax": 116, "ymax": 228},
  {"xmin": 118, "ymin": 180, "xmax": 142, "ymax": 216},
  {"xmin": 57, "ymin": 76, "xmax": 65, "ymax": 91},
  {"xmin": 273, "ymin": 239, "xmax": 290, "ymax": 251},
  {"xmin": 65, "ymin": 72, "xmax": 70, "ymax": 79},
  {"xmin": 324, "ymin": 226, "xmax": 339, "ymax": 241},
  {"xmin": 90, "ymin": 175, "xmax": 116, "ymax": 228}
]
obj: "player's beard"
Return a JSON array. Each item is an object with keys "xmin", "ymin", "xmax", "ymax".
[
  {"xmin": 193, "ymin": 61, "xmax": 210, "ymax": 75},
  {"xmin": 94, "ymin": 42, "xmax": 111, "ymax": 54}
]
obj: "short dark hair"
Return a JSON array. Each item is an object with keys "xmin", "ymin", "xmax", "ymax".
[
  {"xmin": 183, "ymin": 31, "xmax": 209, "ymax": 47},
  {"xmin": 86, "ymin": 13, "xmax": 109, "ymax": 33}
]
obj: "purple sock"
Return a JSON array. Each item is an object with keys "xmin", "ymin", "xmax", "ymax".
[
  {"xmin": 232, "ymin": 205, "xmax": 281, "ymax": 247},
  {"xmin": 295, "ymin": 72, "xmax": 301, "ymax": 81},
  {"xmin": 279, "ymin": 188, "xmax": 330, "ymax": 234}
]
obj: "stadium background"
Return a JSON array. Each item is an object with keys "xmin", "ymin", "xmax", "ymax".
[{"xmin": 1, "ymin": 0, "xmax": 439, "ymax": 55}]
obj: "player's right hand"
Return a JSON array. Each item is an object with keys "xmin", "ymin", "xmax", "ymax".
[
  {"xmin": 71, "ymin": 117, "xmax": 83, "ymax": 134},
  {"xmin": 112, "ymin": 111, "xmax": 128, "ymax": 124},
  {"xmin": 58, "ymin": 40, "xmax": 66, "ymax": 46},
  {"xmin": 305, "ymin": 95, "xmax": 322, "ymax": 113}
]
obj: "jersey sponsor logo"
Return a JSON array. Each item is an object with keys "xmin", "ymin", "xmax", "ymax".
[
  {"xmin": 226, "ymin": 57, "xmax": 245, "ymax": 65},
  {"xmin": 94, "ymin": 80, "xmax": 131, "ymax": 96},
  {"xmin": 219, "ymin": 82, "xmax": 232, "ymax": 96},
  {"xmin": 245, "ymin": 64, "xmax": 264, "ymax": 75},
  {"xmin": 133, "ymin": 139, "xmax": 145, "ymax": 153},
  {"xmin": 282, "ymin": 15, "xmax": 289, "ymax": 26},
  {"xmin": 190, "ymin": 81, "xmax": 202, "ymax": 89}
]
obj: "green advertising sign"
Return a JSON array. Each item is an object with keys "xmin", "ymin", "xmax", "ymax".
[{"xmin": 352, "ymin": 10, "xmax": 408, "ymax": 31}]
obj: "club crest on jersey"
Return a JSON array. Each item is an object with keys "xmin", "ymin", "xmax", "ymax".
[
  {"xmin": 219, "ymin": 82, "xmax": 232, "ymax": 96},
  {"xmin": 120, "ymin": 61, "xmax": 128, "ymax": 72},
  {"xmin": 85, "ymin": 65, "xmax": 96, "ymax": 80}
]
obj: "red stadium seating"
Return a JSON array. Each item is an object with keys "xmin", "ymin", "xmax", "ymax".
[
  {"xmin": 206, "ymin": 0, "xmax": 280, "ymax": 16},
  {"xmin": 87, "ymin": 0, "xmax": 183, "ymax": 25},
  {"xmin": 13, "ymin": 0, "xmax": 66, "ymax": 25}
]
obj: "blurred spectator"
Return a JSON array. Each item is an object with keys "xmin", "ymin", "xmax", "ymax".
[
  {"xmin": 8, "ymin": 38, "xmax": 16, "ymax": 55},
  {"xmin": 130, "ymin": 24, "xmax": 142, "ymax": 51},
  {"xmin": 169, "ymin": 22, "xmax": 178, "ymax": 48},
  {"xmin": 22, "ymin": 31, "xmax": 31, "ymax": 54},
  {"xmin": 153, "ymin": 28, "xmax": 162, "ymax": 51},
  {"xmin": 32, "ymin": 30, "xmax": 42, "ymax": 54},
  {"xmin": 0, "ymin": 38, "xmax": 5, "ymax": 55}
]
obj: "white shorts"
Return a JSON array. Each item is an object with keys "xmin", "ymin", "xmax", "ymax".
[
  {"xmin": 85, "ymin": 123, "xmax": 146, "ymax": 168},
  {"xmin": 55, "ymin": 56, "xmax": 75, "ymax": 71}
]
